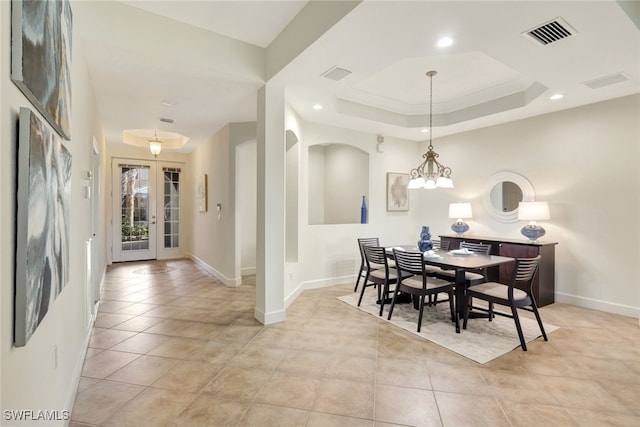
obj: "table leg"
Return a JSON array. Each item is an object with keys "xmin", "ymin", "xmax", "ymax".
[{"xmin": 454, "ymin": 269, "xmax": 465, "ymax": 333}]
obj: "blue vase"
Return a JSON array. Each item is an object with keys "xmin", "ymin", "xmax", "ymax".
[
  {"xmin": 360, "ymin": 196, "xmax": 368, "ymax": 224},
  {"xmin": 418, "ymin": 226, "xmax": 433, "ymax": 251}
]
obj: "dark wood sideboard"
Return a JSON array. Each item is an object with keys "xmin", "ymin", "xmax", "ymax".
[{"xmin": 439, "ymin": 234, "xmax": 558, "ymax": 307}]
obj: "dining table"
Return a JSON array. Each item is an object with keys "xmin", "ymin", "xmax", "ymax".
[{"xmin": 387, "ymin": 245, "xmax": 515, "ymax": 333}]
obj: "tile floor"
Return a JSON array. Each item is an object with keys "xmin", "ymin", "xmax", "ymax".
[{"xmin": 71, "ymin": 259, "xmax": 640, "ymax": 427}]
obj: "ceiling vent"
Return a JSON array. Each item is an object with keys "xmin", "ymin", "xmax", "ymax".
[
  {"xmin": 321, "ymin": 66, "xmax": 352, "ymax": 81},
  {"xmin": 160, "ymin": 117, "xmax": 175, "ymax": 124},
  {"xmin": 583, "ymin": 73, "xmax": 630, "ymax": 89},
  {"xmin": 524, "ymin": 17, "xmax": 575, "ymax": 45}
]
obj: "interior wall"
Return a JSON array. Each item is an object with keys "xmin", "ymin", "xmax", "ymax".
[
  {"xmin": 189, "ymin": 125, "xmax": 235, "ymax": 283},
  {"xmin": 323, "ymin": 144, "xmax": 369, "ymax": 224},
  {"xmin": 189, "ymin": 122, "xmax": 256, "ymax": 286},
  {"xmin": 0, "ymin": 0, "xmax": 106, "ymax": 420},
  {"xmin": 285, "ymin": 135, "xmax": 299, "ymax": 262},
  {"xmin": 307, "ymin": 145, "xmax": 326, "ymax": 224},
  {"xmin": 237, "ymin": 141, "xmax": 257, "ymax": 275}
]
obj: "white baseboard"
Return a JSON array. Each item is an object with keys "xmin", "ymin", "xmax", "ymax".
[
  {"xmin": 189, "ymin": 255, "xmax": 241, "ymax": 287},
  {"xmin": 285, "ymin": 282, "xmax": 305, "ymax": 308},
  {"xmin": 65, "ymin": 302, "xmax": 98, "ymax": 420},
  {"xmin": 301, "ymin": 274, "xmax": 355, "ymax": 291},
  {"xmin": 555, "ymin": 292, "xmax": 640, "ymax": 319},
  {"xmin": 283, "ymin": 274, "xmax": 355, "ymax": 308},
  {"xmin": 254, "ymin": 307, "xmax": 286, "ymax": 325},
  {"xmin": 241, "ymin": 267, "xmax": 256, "ymax": 276}
]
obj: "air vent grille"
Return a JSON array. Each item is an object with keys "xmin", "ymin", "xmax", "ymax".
[
  {"xmin": 321, "ymin": 66, "xmax": 352, "ymax": 81},
  {"xmin": 583, "ymin": 73, "xmax": 630, "ymax": 89},
  {"xmin": 160, "ymin": 117, "xmax": 175, "ymax": 124},
  {"xmin": 525, "ymin": 18, "xmax": 575, "ymax": 45}
]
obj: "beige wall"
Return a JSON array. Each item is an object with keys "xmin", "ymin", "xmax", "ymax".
[
  {"xmin": 0, "ymin": 0, "xmax": 107, "ymax": 420},
  {"xmin": 188, "ymin": 122, "xmax": 256, "ymax": 286}
]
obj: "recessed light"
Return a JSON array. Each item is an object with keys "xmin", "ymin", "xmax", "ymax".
[
  {"xmin": 312, "ymin": 104, "xmax": 323, "ymax": 111},
  {"xmin": 161, "ymin": 99, "xmax": 177, "ymax": 107},
  {"xmin": 436, "ymin": 37, "xmax": 454, "ymax": 48},
  {"xmin": 549, "ymin": 93, "xmax": 564, "ymax": 100},
  {"xmin": 420, "ymin": 128, "xmax": 429, "ymax": 133}
]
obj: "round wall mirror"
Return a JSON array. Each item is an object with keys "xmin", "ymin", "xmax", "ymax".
[{"xmin": 482, "ymin": 172, "xmax": 535, "ymax": 223}]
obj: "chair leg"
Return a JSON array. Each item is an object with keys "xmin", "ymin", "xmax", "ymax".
[
  {"xmin": 354, "ymin": 266, "xmax": 364, "ymax": 292},
  {"xmin": 462, "ymin": 296, "xmax": 471, "ymax": 330},
  {"xmin": 417, "ymin": 294, "xmax": 425, "ymax": 332},
  {"xmin": 531, "ymin": 302, "xmax": 548, "ymax": 341},
  {"xmin": 379, "ymin": 283, "xmax": 388, "ymax": 316},
  {"xmin": 387, "ymin": 289, "xmax": 399, "ymax": 321},
  {"xmin": 488, "ymin": 302, "xmax": 494, "ymax": 321},
  {"xmin": 510, "ymin": 304, "xmax": 527, "ymax": 351},
  {"xmin": 357, "ymin": 272, "xmax": 370, "ymax": 306}
]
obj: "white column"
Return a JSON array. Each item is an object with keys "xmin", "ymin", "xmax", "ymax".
[{"xmin": 255, "ymin": 84, "xmax": 286, "ymax": 324}]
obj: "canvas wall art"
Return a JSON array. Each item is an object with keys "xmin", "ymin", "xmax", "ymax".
[
  {"xmin": 11, "ymin": 0, "xmax": 73, "ymax": 140},
  {"xmin": 198, "ymin": 173, "xmax": 208, "ymax": 212},
  {"xmin": 15, "ymin": 108, "xmax": 72, "ymax": 347},
  {"xmin": 387, "ymin": 172, "xmax": 409, "ymax": 211}
]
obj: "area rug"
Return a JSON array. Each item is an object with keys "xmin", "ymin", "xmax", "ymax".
[{"xmin": 338, "ymin": 292, "xmax": 558, "ymax": 364}]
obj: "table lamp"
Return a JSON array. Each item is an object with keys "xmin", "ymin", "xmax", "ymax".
[
  {"xmin": 449, "ymin": 202, "xmax": 472, "ymax": 236},
  {"xmin": 518, "ymin": 201, "xmax": 550, "ymax": 242}
]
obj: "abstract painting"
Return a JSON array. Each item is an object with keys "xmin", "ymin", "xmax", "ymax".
[
  {"xmin": 387, "ymin": 172, "xmax": 409, "ymax": 211},
  {"xmin": 198, "ymin": 173, "xmax": 208, "ymax": 212},
  {"xmin": 15, "ymin": 108, "xmax": 72, "ymax": 347},
  {"xmin": 11, "ymin": 0, "xmax": 73, "ymax": 140}
]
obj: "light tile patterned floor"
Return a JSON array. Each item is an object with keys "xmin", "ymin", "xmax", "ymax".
[{"xmin": 71, "ymin": 259, "xmax": 640, "ymax": 426}]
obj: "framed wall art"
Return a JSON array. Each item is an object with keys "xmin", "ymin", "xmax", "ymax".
[
  {"xmin": 386, "ymin": 172, "xmax": 409, "ymax": 211},
  {"xmin": 12, "ymin": 0, "xmax": 73, "ymax": 140},
  {"xmin": 198, "ymin": 173, "xmax": 208, "ymax": 212},
  {"xmin": 15, "ymin": 107, "xmax": 72, "ymax": 347}
]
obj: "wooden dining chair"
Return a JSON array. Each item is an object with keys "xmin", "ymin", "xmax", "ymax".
[
  {"xmin": 355, "ymin": 237, "xmax": 379, "ymax": 292},
  {"xmin": 389, "ymin": 249, "xmax": 456, "ymax": 332},
  {"xmin": 462, "ymin": 255, "xmax": 547, "ymax": 351},
  {"xmin": 435, "ymin": 241, "xmax": 492, "ymax": 285},
  {"xmin": 359, "ymin": 246, "xmax": 411, "ymax": 316}
]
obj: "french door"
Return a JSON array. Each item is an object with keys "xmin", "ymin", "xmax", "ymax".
[
  {"xmin": 112, "ymin": 159, "xmax": 183, "ymax": 262},
  {"xmin": 112, "ymin": 161, "xmax": 157, "ymax": 261}
]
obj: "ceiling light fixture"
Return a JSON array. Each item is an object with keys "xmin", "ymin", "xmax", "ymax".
[
  {"xmin": 148, "ymin": 130, "xmax": 162, "ymax": 157},
  {"xmin": 549, "ymin": 93, "xmax": 564, "ymax": 100},
  {"xmin": 436, "ymin": 36, "xmax": 454, "ymax": 48},
  {"xmin": 408, "ymin": 71, "xmax": 454, "ymax": 190},
  {"xmin": 312, "ymin": 103, "xmax": 323, "ymax": 110}
]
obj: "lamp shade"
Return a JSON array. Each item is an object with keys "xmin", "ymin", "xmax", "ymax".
[
  {"xmin": 518, "ymin": 201, "xmax": 550, "ymax": 221},
  {"xmin": 149, "ymin": 140, "xmax": 162, "ymax": 156},
  {"xmin": 449, "ymin": 202, "xmax": 473, "ymax": 219}
]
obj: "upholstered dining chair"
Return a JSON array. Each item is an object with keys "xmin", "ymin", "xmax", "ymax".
[
  {"xmin": 355, "ymin": 237, "xmax": 379, "ymax": 292},
  {"xmin": 424, "ymin": 239, "xmax": 450, "ymax": 277},
  {"xmin": 390, "ymin": 249, "xmax": 456, "ymax": 332},
  {"xmin": 462, "ymin": 255, "xmax": 547, "ymax": 351},
  {"xmin": 360, "ymin": 246, "xmax": 411, "ymax": 316},
  {"xmin": 436, "ymin": 241, "xmax": 492, "ymax": 285}
]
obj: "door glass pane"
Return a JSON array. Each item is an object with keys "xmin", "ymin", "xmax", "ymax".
[
  {"xmin": 120, "ymin": 166, "xmax": 150, "ymax": 251},
  {"xmin": 163, "ymin": 169, "xmax": 180, "ymax": 248}
]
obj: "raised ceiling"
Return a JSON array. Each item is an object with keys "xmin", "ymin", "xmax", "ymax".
[{"xmin": 73, "ymin": 1, "xmax": 640, "ymax": 152}]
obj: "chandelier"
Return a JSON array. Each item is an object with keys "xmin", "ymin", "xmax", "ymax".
[
  {"xmin": 148, "ymin": 130, "xmax": 162, "ymax": 157},
  {"xmin": 408, "ymin": 71, "xmax": 454, "ymax": 189}
]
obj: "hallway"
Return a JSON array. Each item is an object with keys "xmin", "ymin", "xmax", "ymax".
[{"xmin": 70, "ymin": 260, "xmax": 640, "ymax": 426}]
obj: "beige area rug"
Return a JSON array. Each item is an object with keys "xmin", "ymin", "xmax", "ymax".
[{"xmin": 338, "ymin": 292, "xmax": 558, "ymax": 364}]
